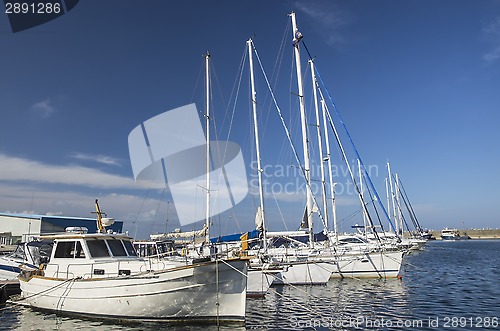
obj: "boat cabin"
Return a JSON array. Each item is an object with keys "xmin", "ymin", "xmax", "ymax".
[{"xmin": 40, "ymin": 233, "xmax": 147, "ymax": 279}]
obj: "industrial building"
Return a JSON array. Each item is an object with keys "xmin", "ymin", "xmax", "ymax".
[{"xmin": 0, "ymin": 213, "xmax": 123, "ymax": 244}]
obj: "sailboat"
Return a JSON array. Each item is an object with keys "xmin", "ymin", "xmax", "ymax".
[
  {"xmin": 244, "ymin": 27, "xmax": 334, "ymax": 286},
  {"xmin": 249, "ymin": 12, "xmax": 405, "ymax": 280}
]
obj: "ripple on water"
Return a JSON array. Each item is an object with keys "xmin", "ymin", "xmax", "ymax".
[
  {"xmin": 246, "ymin": 240, "xmax": 500, "ymax": 330},
  {"xmin": 1, "ymin": 240, "xmax": 499, "ymax": 330}
]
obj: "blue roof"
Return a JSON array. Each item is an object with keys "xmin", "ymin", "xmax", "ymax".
[
  {"xmin": 41, "ymin": 216, "xmax": 123, "ymax": 233},
  {"xmin": 0, "ymin": 212, "xmax": 123, "ymax": 233}
]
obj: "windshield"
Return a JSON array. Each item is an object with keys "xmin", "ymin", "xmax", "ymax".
[
  {"xmin": 27, "ymin": 241, "xmax": 53, "ymax": 265},
  {"xmin": 9, "ymin": 244, "xmax": 26, "ymax": 260}
]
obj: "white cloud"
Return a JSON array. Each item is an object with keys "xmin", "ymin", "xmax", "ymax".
[
  {"xmin": 31, "ymin": 98, "xmax": 56, "ymax": 118},
  {"xmin": 295, "ymin": 1, "xmax": 353, "ymax": 48},
  {"xmin": 482, "ymin": 16, "xmax": 500, "ymax": 63},
  {"xmin": 483, "ymin": 46, "xmax": 500, "ymax": 62},
  {"xmin": 0, "ymin": 153, "xmax": 136, "ymax": 189},
  {"xmin": 69, "ymin": 152, "xmax": 123, "ymax": 167},
  {"xmin": 0, "ymin": 183, "xmax": 171, "ymax": 238}
]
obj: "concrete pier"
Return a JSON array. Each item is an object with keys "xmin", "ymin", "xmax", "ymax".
[{"xmin": 426, "ymin": 229, "xmax": 500, "ymax": 240}]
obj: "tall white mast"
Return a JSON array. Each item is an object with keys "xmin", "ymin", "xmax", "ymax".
[
  {"xmin": 321, "ymin": 98, "xmax": 338, "ymax": 243},
  {"xmin": 247, "ymin": 39, "xmax": 267, "ymax": 250},
  {"xmin": 358, "ymin": 159, "xmax": 368, "ymax": 239},
  {"xmin": 387, "ymin": 162, "xmax": 398, "ymax": 235},
  {"xmin": 385, "ymin": 177, "xmax": 392, "ymax": 231},
  {"xmin": 205, "ymin": 51, "xmax": 211, "ymax": 244},
  {"xmin": 310, "ymin": 59, "xmax": 328, "ymax": 233},
  {"xmin": 395, "ymin": 173, "xmax": 404, "ymax": 238},
  {"xmin": 289, "ymin": 12, "xmax": 314, "ymax": 247}
]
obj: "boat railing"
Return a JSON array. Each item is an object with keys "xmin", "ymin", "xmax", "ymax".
[
  {"xmin": 51, "ymin": 259, "xmax": 147, "ymax": 279},
  {"xmin": 140, "ymin": 259, "xmax": 166, "ymax": 272},
  {"xmin": 210, "ymin": 242, "xmax": 241, "ymax": 260}
]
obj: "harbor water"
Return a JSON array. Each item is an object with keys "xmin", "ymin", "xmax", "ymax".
[{"xmin": 1, "ymin": 240, "xmax": 499, "ymax": 330}]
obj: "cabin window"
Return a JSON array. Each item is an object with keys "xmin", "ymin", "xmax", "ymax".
[
  {"xmin": 107, "ymin": 239, "xmax": 127, "ymax": 257},
  {"xmin": 87, "ymin": 240, "xmax": 110, "ymax": 258},
  {"xmin": 123, "ymin": 240, "xmax": 137, "ymax": 257},
  {"xmin": 54, "ymin": 241, "xmax": 82, "ymax": 258},
  {"xmin": 74, "ymin": 242, "xmax": 86, "ymax": 258},
  {"xmin": 54, "ymin": 241, "xmax": 73, "ymax": 258},
  {"xmin": 157, "ymin": 243, "xmax": 167, "ymax": 255}
]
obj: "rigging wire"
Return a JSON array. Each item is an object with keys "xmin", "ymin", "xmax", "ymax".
[
  {"xmin": 397, "ymin": 175, "xmax": 423, "ymax": 232},
  {"xmin": 149, "ymin": 187, "xmax": 166, "ymax": 235},
  {"xmin": 251, "ymin": 40, "xmax": 328, "ymax": 232},
  {"xmin": 301, "ymin": 40, "xmax": 398, "ymax": 236}
]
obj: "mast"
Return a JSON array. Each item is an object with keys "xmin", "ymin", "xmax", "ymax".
[
  {"xmin": 317, "ymin": 84, "xmax": 375, "ymax": 241},
  {"xmin": 205, "ymin": 51, "xmax": 211, "ymax": 244},
  {"xmin": 385, "ymin": 177, "xmax": 392, "ymax": 231},
  {"xmin": 289, "ymin": 11, "xmax": 314, "ymax": 247},
  {"xmin": 94, "ymin": 199, "xmax": 105, "ymax": 233},
  {"xmin": 395, "ymin": 173, "xmax": 404, "ymax": 238},
  {"xmin": 247, "ymin": 38, "xmax": 267, "ymax": 250},
  {"xmin": 387, "ymin": 162, "xmax": 398, "ymax": 235},
  {"xmin": 310, "ymin": 59, "xmax": 328, "ymax": 233},
  {"xmin": 358, "ymin": 159, "xmax": 368, "ymax": 239},
  {"xmin": 321, "ymin": 98, "xmax": 338, "ymax": 243}
]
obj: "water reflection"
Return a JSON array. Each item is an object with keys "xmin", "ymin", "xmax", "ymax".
[
  {"xmin": 0, "ymin": 305, "xmax": 244, "ymax": 331},
  {"xmin": 247, "ymin": 277, "xmax": 408, "ymax": 330},
  {"xmin": 2, "ymin": 241, "xmax": 499, "ymax": 330}
]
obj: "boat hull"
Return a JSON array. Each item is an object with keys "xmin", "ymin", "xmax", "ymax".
[
  {"xmin": 324, "ymin": 250, "xmax": 404, "ymax": 278},
  {"xmin": 273, "ymin": 261, "xmax": 332, "ymax": 285},
  {"xmin": 441, "ymin": 235, "xmax": 460, "ymax": 241},
  {"xmin": 18, "ymin": 259, "xmax": 247, "ymax": 324},
  {"xmin": 0, "ymin": 263, "xmax": 20, "ymax": 281},
  {"xmin": 247, "ymin": 268, "xmax": 274, "ymax": 297}
]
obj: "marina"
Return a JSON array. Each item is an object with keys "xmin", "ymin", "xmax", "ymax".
[
  {"xmin": 2, "ymin": 2, "xmax": 500, "ymax": 330},
  {"xmin": 1, "ymin": 240, "xmax": 499, "ymax": 330}
]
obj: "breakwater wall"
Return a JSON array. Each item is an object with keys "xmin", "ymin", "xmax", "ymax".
[{"xmin": 427, "ymin": 229, "xmax": 500, "ymax": 240}]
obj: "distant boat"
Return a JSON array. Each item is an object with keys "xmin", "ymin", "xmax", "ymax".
[
  {"xmin": 420, "ymin": 229, "xmax": 433, "ymax": 240},
  {"xmin": 441, "ymin": 228, "xmax": 460, "ymax": 240}
]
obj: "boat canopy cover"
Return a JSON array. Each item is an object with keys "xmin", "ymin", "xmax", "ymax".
[
  {"xmin": 210, "ymin": 229, "xmax": 260, "ymax": 243},
  {"xmin": 269, "ymin": 231, "xmax": 328, "ymax": 247}
]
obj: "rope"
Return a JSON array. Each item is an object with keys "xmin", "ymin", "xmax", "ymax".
[
  {"xmin": 215, "ymin": 258, "xmax": 220, "ymax": 326},
  {"xmin": 17, "ymin": 276, "xmax": 80, "ymax": 301}
]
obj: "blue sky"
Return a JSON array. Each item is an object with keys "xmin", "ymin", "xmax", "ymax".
[{"xmin": 1, "ymin": 0, "xmax": 500, "ymax": 239}]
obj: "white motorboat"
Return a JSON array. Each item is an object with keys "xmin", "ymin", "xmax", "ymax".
[
  {"xmin": 441, "ymin": 228, "xmax": 460, "ymax": 240},
  {"xmin": 16, "ymin": 229, "xmax": 247, "ymax": 324},
  {"xmin": 0, "ymin": 240, "xmax": 52, "ymax": 281}
]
